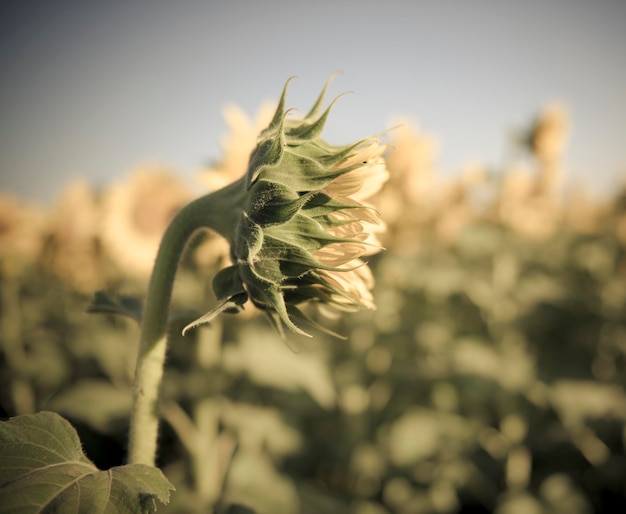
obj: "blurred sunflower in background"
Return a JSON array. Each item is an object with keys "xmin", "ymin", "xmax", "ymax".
[
  {"xmin": 198, "ymin": 102, "xmax": 276, "ymax": 193},
  {"xmin": 41, "ymin": 180, "xmax": 105, "ymax": 293},
  {"xmin": 100, "ymin": 166, "xmax": 193, "ymax": 280},
  {"xmin": 0, "ymin": 194, "xmax": 45, "ymax": 277}
]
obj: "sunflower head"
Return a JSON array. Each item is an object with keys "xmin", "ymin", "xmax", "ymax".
[{"xmin": 186, "ymin": 77, "xmax": 389, "ymax": 337}]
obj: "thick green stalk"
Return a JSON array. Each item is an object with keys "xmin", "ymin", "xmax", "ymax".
[{"xmin": 128, "ymin": 180, "xmax": 245, "ymax": 466}]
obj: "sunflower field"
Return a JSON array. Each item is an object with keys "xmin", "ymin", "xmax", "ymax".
[{"xmin": 1, "ymin": 101, "xmax": 626, "ymax": 514}]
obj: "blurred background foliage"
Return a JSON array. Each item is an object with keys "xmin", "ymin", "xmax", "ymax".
[{"xmin": 1, "ymin": 103, "xmax": 626, "ymax": 513}]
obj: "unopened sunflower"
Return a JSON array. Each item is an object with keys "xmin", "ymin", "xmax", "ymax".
[{"xmin": 185, "ymin": 77, "xmax": 389, "ymax": 337}]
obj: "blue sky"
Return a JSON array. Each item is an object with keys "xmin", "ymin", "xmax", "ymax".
[{"xmin": 1, "ymin": 0, "xmax": 625, "ymax": 203}]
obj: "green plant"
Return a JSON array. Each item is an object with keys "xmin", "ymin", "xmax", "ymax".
[{"xmin": 0, "ymin": 76, "xmax": 388, "ymax": 513}]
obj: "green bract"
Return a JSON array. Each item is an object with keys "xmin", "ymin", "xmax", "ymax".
[{"xmin": 185, "ymin": 77, "xmax": 387, "ymax": 337}]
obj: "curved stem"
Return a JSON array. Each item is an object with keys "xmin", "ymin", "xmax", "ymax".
[{"xmin": 127, "ymin": 180, "xmax": 245, "ymax": 466}]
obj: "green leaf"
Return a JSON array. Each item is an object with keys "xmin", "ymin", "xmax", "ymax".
[
  {"xmin": 263, "ymin": 213, "xmax": 357, "ymax": 252},
  {"xmin": 234, "ymin": 213, "xmax": 264, "ymax": 263},
  {"xmin": 302, "ymin": 192, "xmax": 368, "ymax": 218},
  {"xmin": 87, "ymin": 291, "xmax": 143, "ymax": 324},
  {"xmin": 238, "ymin": 266, "xmax": 311, "ymax": 337},
  {"xmin": 285, "ymin": 91, "xmax": 350, "ymax": 142},
  {"xmin": 246, "ymin": 180, "xmax": 314, "ymax": 226},
  {"xmin": 286, "ymin": 304, "xmax": 347, "ymax": 340},
  {"xmin": 302, "ymin": 72, "xmax": 338, "ymax": 120},
  {"xmin": 260, "ymin": 75, "xmax": 296, "ymax": 137},
  {"xmin": 309, "ymin": 137, "xmax": 369, "ymax": 167},
  {"xmin": 0, "ymin": 411, "xmax": 174, "ymax": 513},
  {"xmin": 246, "ymin": 126, "xmax": 285, "ymax": 188},
  {"xmin": 181, "ymin": 299, "xmax": 245, "ymax": 336},
  {"xmin": 212, "ymin": 265, "xmax": 247, "ymax": 302},
  {"xmin": 260, "ymin": 150, "xmax": 347, "ymax": 192}
]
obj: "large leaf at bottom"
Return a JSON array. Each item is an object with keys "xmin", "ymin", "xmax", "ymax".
[{"xmin": 0, "ymin": 411, "xmax": 174, "ymax": 513}]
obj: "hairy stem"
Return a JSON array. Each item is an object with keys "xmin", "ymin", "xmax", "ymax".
[{"xmin": 127, "ymin": 180, "xmax": 245, "ymax": 466}]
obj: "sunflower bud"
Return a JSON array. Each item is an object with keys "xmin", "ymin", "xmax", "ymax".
[{"xmin": 185, "ymin": 77, "xmax": 389, "ymax": 337}]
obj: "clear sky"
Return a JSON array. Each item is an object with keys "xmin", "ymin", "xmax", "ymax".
[{"xmin": 1, "ymin": 0, "xmax": 625, "ymax": 204}]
